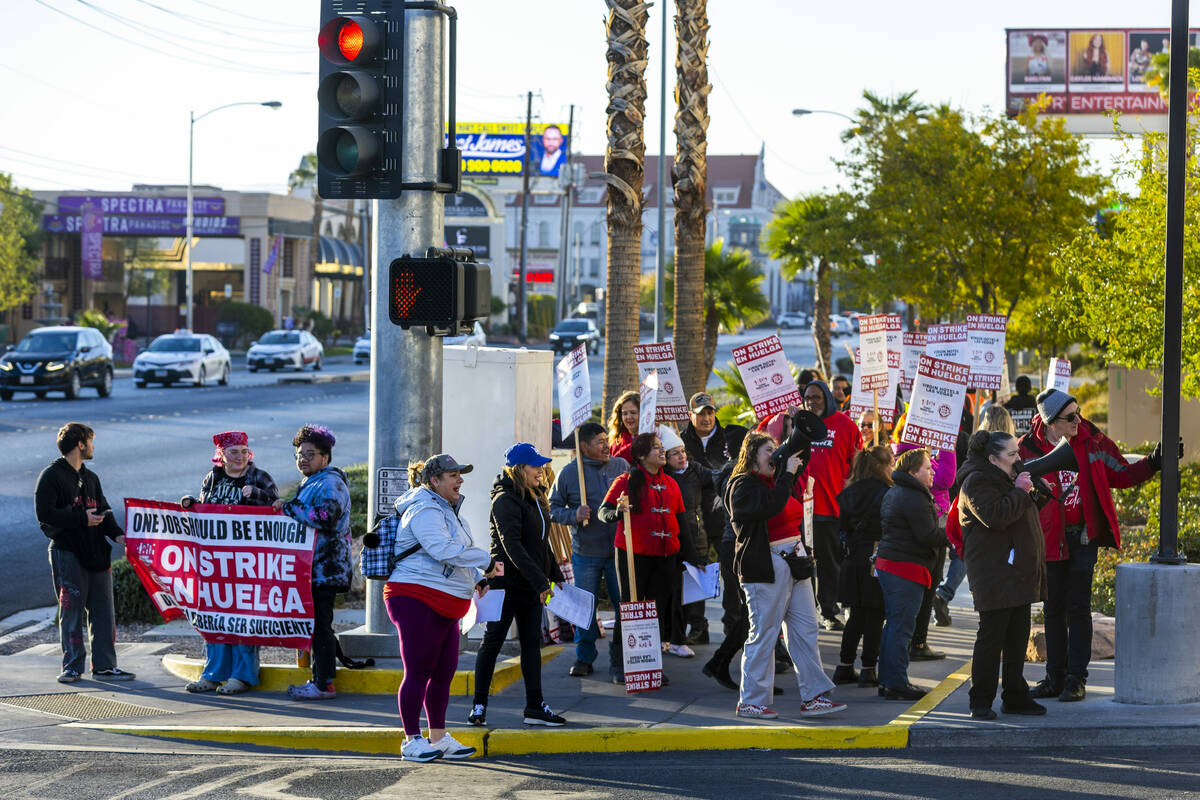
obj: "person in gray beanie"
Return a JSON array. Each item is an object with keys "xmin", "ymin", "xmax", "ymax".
[{"xmin": 1019, "ymin": 388, "xmax": 1180, "ymax": 703}]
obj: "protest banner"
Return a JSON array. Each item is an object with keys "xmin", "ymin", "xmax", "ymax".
[
  {"xmin": 556, "ymin": 345, "xmax": 593, "ymax": 505},
  {"xmin": 1048, "ymin": 357, "xmax": 1072, "ymax": 393},
  {"xmin": 638, "ymin": 370, "xmax": 659, "ymax": 434},
  {"xmin": 849, "ymin": 348, "xmax": 897, "ymax": 430},
  {"xmin": 620, "ymin": 499, "xmax": 662, "ymax": 692},
  {"xmin": 731, "ymin": 335, "xmax": 802, "ymax": 421},
  {"xmin": 902, "ymin": 354, "xmax": 970, "ymax": 452},
  {"xmin": 900, "ymin": 331, "xmax": 927, "ymax": 402},
  {"xmin": 966, "ymin": 314, "xmax": 1008, "ymax": 391},
  {"xmin": 857, "ymin": 314, "xmax": 890, "ymax": 393},
  {"xmin": 124, "ymin": 499, "xmax": 315, "ymax": 649},
  {"xmin": 633, "ymin": 342, "xmax": 688, "ymax": 421},
  {"xmin": 926, "ymin": 323, "xmax": 969, "ymax": 366}
]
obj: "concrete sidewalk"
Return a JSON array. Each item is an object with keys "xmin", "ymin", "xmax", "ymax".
[{"xmin": 1, "ymin": 594, "xmax": 1195, "ymax": 759}]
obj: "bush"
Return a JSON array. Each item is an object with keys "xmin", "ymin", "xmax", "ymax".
[
  {"xmin": 835, "ymin": 356, "xmax": 853, "ymax": 374},
  {"xmin": 292, "ymin": 306, "xmax": 334, "ymax": 341},
  {"xmin": 1093, "ymin": 454, "xmax": 1200, "ymax": 616},
  {"xmin": 217, "ymin": 301, "xmax": 273, "ymax": 348},
  {"xmin": 527, "ymin": 296, "xmax": 557, "ymax": 339},
  {"xmin": 74, "ymin": 309, "xmax": 123, "ymax": 341},
  {"xmin": 344, "ymin": 462, "xmax": 368, "ymax": 539},
  {"xmin": 111, "ymin": 557, "xmax": 166, "ymax": 624}
]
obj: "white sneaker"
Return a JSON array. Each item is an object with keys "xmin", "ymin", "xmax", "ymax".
[
  {"xmin": 666, "ymin": 644, "xmax": 696, "ymax": 658},
  {"xmin": 735, "ymin": 703, "xmax": 779, "ymax": 719},
  {"xmin": 430, "ymin": 733, "xmax": 476, "ymax": 759},
  {"xmin": 799, "ymin": 694, "xmax": 847, "ymax": 717},
  {"xmin": 401, "ymin": 735, "xmax": 443, "ymax": 763}
]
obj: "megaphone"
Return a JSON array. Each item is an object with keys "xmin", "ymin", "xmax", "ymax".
[
  {"xmin": 771, "ymin": 409, "xmax": 828, "ymax": 469},
  {"xmin": 1018, "ymin": 438, "xmax": 1079, "ymax": 479}
]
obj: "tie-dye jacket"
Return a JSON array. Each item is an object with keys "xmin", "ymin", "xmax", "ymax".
[{"xmin": 283, "ymin": 466, "xmax": 352, "ymax": 590}]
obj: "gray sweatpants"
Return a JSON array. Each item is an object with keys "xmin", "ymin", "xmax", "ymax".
[{"xmin": 49, "ymin": 547, "xmax": 117, "ymax": 674}]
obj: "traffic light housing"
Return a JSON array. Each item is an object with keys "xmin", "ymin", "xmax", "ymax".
[
  {"xmin": 318, "ymin": 3, "xmax": 403, "ymax": 198},
  {"xmin": 388, "ymin": 249, "xmax": 492, "ymax": 335}
]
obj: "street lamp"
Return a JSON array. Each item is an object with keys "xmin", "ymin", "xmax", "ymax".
[
  {"xmin": 186, "ymin": 100, "xmax": 282, "ymax": 332},
  {"xmin": 792, "ymin": 108, "xmax": 856, "ymax": 123}
]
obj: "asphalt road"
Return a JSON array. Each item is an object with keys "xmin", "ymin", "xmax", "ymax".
[
  {"xmin": 0, "ymin": 361, "xmax": 370, "ymax": 620},
  {"xmin": 0, "ymin": 747, "xmax": 1198, "ymax": 800}
]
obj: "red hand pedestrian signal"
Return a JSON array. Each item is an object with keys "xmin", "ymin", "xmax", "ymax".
[{"xmin": 394, "ymin": 271, "xmax": 421, "ymax": 315}]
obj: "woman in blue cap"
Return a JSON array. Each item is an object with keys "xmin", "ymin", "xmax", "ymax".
[{"xmin": 470, "ymin": 442, "xmax": 567, "ymax": 728}]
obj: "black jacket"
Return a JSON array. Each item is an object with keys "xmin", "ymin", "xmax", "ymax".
[
  {"xmin": 877, "ymin": 470, "xmax": 947, "ymax": 574},
  {"xmin": 713, "ymin": 461, "xmax": 737, "ymax": 544},
  {"xmin": 487, "ymin": 473, "xmax": 564, "ymax": 596},
  {"xmin": 35, "ymin": 457, "xmax": 123, "ymax": 571},
  {"xmin": 726, "ymin": 466, "xmax": 799, "ymax": 584},
  {"xmin": 681, "ymin": 422, "xmax": 728, "ymax": 540},
  {"xmin": 957, "ymin": 456, "xmax": 1047, "ymax": 612},
  {"xmin": 836, "ymin": 477, "xmax": 889, "ymax": 608},
  {"xmin": 669, "ymin": 461, "xmax": 716, "ymax": 565}
]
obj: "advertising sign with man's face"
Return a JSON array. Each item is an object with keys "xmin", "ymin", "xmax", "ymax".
[{"xmin": 447, "ymin": 122, "xmax": 571, "ymax": 177}]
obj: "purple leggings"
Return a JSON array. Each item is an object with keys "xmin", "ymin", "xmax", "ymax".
[{"xmin": 385, "ymin": 595, "xmax": 461, "ymax": 735}]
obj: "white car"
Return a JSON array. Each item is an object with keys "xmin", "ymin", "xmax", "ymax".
[
  {"xmin": 777, "ymin": 312, "xmax": 810, "ymax": 329},
  {"xmin": 444, "ymin": 321, "xmax": 487, "ymax": 347},
  {"xmin": 353, "ymin": 335, "xmax": 370, "ymax": 364},
  {"xmin": 134, "ymin": 332, "xmax": 231, "ymax": 388},
  {"xmin": 247, "ymin": 330, "xmax": 324, "ymax": 372}
]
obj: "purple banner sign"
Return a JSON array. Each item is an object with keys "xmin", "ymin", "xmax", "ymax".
[
  {"xmin": 57, "ymin": 195, "xmax": 226, "ymax": 216},
  {"xmin": 80, "ymin": 202, "xmax": 104, "ymax": 280},
  {"xmin": 43, "ymin": 215, "xmax": 240, "ymax": 237}
]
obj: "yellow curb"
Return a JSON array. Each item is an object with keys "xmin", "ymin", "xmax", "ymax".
[
  {"xmin": 161, "ymin": 646, "xmax": 562, "ymax": 696},
  {"xmin": 74, "ymin": 724, "xmax": 486, "ymax": 758},
  {"xmin": 486, "ymin": 723, "xmax": 907, "ymax": 755},
  {"xmin": 887, "ymin": 659, "xmax": 973, "ymax": 728}
]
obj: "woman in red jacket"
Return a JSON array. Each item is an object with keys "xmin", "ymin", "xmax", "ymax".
[
  {"xmin": 598, "ymin": 432, "xmax": 684, "ymax": 651},
  {"xmin": 607, "ymin": 391, "xmax": 640, "ymax": 464}
]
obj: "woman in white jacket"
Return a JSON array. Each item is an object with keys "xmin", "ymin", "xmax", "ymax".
[{"xmin": 384, "ymin": 453, "xmax": 501, "ymax": 762}]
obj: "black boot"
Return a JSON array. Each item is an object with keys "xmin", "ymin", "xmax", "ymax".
[
  {"xmin": 1029, "ymin": 677, "xmax": 1063, "ymax": 699},
  {"xmin": 702, "ymin": 656, "xmax": 738, "ymax": 691},
  {"xmin": 831, "ymin": 664, "xmax": 859, "ymax": 685},
  {"xmin": 858, "ymin": 667, "xmax": 878, "ymax": 687}
]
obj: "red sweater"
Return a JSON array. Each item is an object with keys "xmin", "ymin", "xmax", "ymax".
[
  {"xmin": 609, "ymin": 430, "xmax": 634, "ymax": 464},
  {"xmin": 760, "ymin": 474, "xmax": 806, "ymax": 543},
  {"xmin": 802, "ymin": 411, "xmax": 862, "ymax": 518},
  {"xmin": 604, "ymin": 467, "xmax": 684, "ymax": 557}
]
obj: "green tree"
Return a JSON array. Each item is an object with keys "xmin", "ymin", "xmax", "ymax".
[
  {"xmin": 1143, "ymin": 47, "xmax": 1200, "ymax": 97},
  {"xmin": 1045, "ymin": 115, "xmax": 1200, "ymax": 399},
  {"xmin": 289, "ymin": 153, "xmax": 321, "ymax": 314},
  {"xmin": 841, "ymin": 99, "xmax": 1104, "ymax": 339},
  {"xmin": 641, "ymin": 239, "xmax": 770, "ymax": 383},
  {"xmin": 0, "ymin": 174, "xmax": 42, "ymax": 322},
  {"xmin": 763, "ymin": 192, "xmax": 865, "ymax": 377}
]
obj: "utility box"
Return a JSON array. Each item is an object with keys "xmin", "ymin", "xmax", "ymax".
[{"xmin": 443, "ymin": 345, "xmax": 554, "ymax": 547}]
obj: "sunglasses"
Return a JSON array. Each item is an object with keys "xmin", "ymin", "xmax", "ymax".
[{"xmin": 1054, "ymin": 412, "xmax": 1081, "ymax": 424}]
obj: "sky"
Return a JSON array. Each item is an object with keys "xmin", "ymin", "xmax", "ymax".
[{"xmin": 2, "ymin": 0, "xmax": 1187, "ymax": 201}]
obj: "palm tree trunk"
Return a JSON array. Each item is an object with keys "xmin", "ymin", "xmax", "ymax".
[
  {"xmin": 671, "ymin": 0, "xmax": 710, "ymax": 399},
  {"xmin": 811, "ymin": 257, "xmax": 832, "ymax": 378},
  {"xmin": 601, "ymin": 0, "xmax": 651, "ymax": 414},
  {"xmin": 702, "ymin": 302, "xmax": 720, "ymax": 380}
]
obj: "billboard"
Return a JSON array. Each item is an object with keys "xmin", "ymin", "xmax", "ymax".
[
  {"xmin": 1005, "ymin": 27, "xmax": 1200, "ymax": 125},
  {"xmin": 447, "ymin": 122, "xmax": 570, "ymax": 177}
]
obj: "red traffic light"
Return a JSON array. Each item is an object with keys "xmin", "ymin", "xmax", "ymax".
[{"xmin": 319, "ymin": 15, "xmax": 382, "ymax": 65}]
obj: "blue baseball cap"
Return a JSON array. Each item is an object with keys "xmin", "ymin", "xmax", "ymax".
[{"xmin": 505, "ymin": 442, "xmax": 552, "ymax": 467}]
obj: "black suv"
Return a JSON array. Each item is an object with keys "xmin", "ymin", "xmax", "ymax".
[
  {"xmin": 549, "ymin": 318, "xmax": 601, "ymax": 355},
  {"xmin": 0, "ymin": 326, "xmax": 114, "ymax": 400}
]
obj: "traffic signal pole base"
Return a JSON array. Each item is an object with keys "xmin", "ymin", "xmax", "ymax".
[
  {"xmin": 336, "ymin": 629, "xmax": 401, "ymax": 659},
  {"xmin": 1114, "ymin": 562, "xmax": 1200, "ymax": 704}
]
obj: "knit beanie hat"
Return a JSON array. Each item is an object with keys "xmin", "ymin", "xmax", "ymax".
[{"xmin": 1036, "ymin": 388, "xmax": 1077, "ymax": 424}]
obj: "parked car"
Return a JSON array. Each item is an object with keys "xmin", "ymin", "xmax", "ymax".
[
  {"xmin": 829, "ymin": 315, "xmax": 851, "ymax": 337},
  {"xmin": 246, "ymin": 330, "xmax": 324, "ymax": 372},
  {"xmin": 549, "ymin": 318, "xmax": 601, "ymax": 355},
  {"xmin": 353, "ymin": 335, "xmax": 370, "ymax": 364},
  {"xmin": 444, "ymin": 321, "xmax": 487, "ymax": 347},
  {"xmin": 777, "ymin": 312, "xmax": 810, "ymax": 329},
  {"xmin": 0, "ymin": 326, "xmax": 114, "ymax": 401},
  {"xmin": 133, "ymin": 331, "xmax": 231, "ymax": 388}
]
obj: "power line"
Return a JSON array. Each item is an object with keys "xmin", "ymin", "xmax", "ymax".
[
  {"xmin": 121, "ymin": 0, "xmax": 312, "ymax": 53},
  {"xmin": 132, "ymin": 0, "xmax": 312, "ymax": 37},
  {"xmin": 0, "ymin": 145, "xmax": 178, "ymax": 183},
  {"xmin": 187, "ymin": 0, "xmax": 311, "ymax": 31},
  {"xmin": 31, "ymin": 0, "xmax": 313, "ymax": 77}
]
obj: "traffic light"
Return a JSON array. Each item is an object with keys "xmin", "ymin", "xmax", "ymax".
[
  {"xmin": 317, "ymin": 3, "xmax": 403, "ymax": 198},
  {"xmin": 388, "ymin": 248, "xmax": 492, "ymax": 334}
]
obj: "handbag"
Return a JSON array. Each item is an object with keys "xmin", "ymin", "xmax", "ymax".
[{"xmin": 780, "ymin": 551, "xmax": 814, "ymax": 581}]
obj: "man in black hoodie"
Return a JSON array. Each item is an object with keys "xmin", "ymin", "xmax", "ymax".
[{"xmin": 36, "ymin": 423, "xmax": 134, "ymax": 684}]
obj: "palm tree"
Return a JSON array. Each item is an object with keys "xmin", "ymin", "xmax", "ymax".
[
  {"xmin": 288, "ymin": 153, "xmax": 320, "ymax": 315},
  {"xmin": 699, "ymin": 238, "xmax": 769, "ymax": 379},
  {"xmin": 599, "ymin": 0, "xmax": 651, "ymax": 414},
  {"xmin": 1144, "ymin": 47, "xmax": 1200, "ymax": 97},
  {"xmin": 671, "ymin": 0, "xmax": 710, "ymax": 398},
  {"xmin": 762, "ymin": 192, "xmax": 863, "ymax": 378}
]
